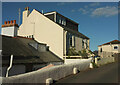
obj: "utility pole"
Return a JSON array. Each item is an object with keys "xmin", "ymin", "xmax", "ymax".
[{"xmin": 18, "ymin": 8, "xmax": 21, "ymax": 26}]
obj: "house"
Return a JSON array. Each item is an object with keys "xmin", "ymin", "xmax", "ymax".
[
  {"xmin": 1, "ymin": 35, "xmax": 63, "ymax": 77},
  {"xmin": 18, "ymin": 7, "xmax": 90, "ymax": 59},
  {"xmin": 98, "ymin": 40, "xmax": 120, "ymax": 57},
  {"xmin": 1, "ymin": 20, "xmax": 18, "ymax": 37}
]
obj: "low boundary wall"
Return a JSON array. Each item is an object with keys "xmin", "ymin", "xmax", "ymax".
[
  {"xmin": 97, "ymin": 57, "xmax": 115, "ymax": 66},
  {"xmin": 65, "ymin": 59, "xmax": 90, "ymax": 64},
  {"xmin": 2, "ymin": 58, "xmax": 92, "ymax": 83}
]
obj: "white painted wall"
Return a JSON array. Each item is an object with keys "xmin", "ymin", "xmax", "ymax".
[
  {"xmin": 1, "ymin": 26, "xmax": 18, "ymax": 37},
  {"xmin": 64, "ymin": 58, "xmax": 90, "ymax": 64},
  {"xmin": 97, "ymin": 57, "xmax": 115, "ymax": 66},
  {"xmin": 98, "ymin": 44, "xmax": 120, "ymax": 53},
  {"xmin": 2, "ymin": 58, "xmax": 92, "ymax": 83},
  {"xmin": 18, "ymin": 9, "xmax": 64, "ymax": 59}
]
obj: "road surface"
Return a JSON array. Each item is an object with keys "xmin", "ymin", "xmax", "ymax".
[{"xmin": 53, "ymin": 62, "xmax": 119, "ymax": 84}]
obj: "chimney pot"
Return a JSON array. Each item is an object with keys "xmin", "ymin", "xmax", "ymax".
[
  {"xmin": 7, "ymin": 21, "xmax": 10, "ymax": 24},
  {"xmin": 25, "ymin": 7, "xmax": 29, "ymax": 10},
  {"xmin": 13, "ymin": 20, "xmax": 16, "ymax": 24},
  {"xmin": 4, "ymin": 21, "xmax": 7, "ymax": 24},
  {"xmin": 10, "ymin": 20, "xmax": 13, "ymax": 24}
]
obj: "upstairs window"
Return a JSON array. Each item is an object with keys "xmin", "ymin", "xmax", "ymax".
[
  {"xmin": 114, "ymin": 46, "xmax": 118, "ymax": 49},
  {"xmin": 56, "ymin": 15, "xmax": 66, "ymax": 26},
  {"xmin": 100, "ymin": 48, "xmax": 102, "ymax": 52}
]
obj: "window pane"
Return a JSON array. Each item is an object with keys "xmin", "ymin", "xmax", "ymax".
[
  {"xmin": 114, "ymin": 46, "xmax": 118, "ymax": 49},
  {"xmin": 69, "ymin": 34, "xmax": 72, "ymax": 47}
]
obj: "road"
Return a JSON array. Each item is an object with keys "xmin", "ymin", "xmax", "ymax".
[{"xmin": 53, "ymin": 62, "xmax": 119, "ymax": 84}]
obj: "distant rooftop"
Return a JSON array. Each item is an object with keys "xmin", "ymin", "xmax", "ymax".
[
  {"xmin": 98, "ymin": 40, "xmax": 120, "ymax": 46},
  {"xmin": 2, "ymin": 20, "xmax": 19, "ymax": 27}
]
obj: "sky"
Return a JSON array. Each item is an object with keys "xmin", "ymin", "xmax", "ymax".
[{"xmin": 1, "ymin": 2, "xmax": 119, "ymax": 51}]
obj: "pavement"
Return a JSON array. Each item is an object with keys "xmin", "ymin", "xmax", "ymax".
[{"xmin": 53, "ymin": 62, "xmax": 119, "ymax": 84}]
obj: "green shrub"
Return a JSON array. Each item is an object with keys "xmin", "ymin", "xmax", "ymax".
[
  {"xmin": 68, "ymin": 46, "xmax": 78, "ymax": 56},
  {"xmin": 92, "ymin": 62, "xmax": 98, "ymax": 68}
]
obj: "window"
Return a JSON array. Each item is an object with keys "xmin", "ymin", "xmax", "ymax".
[
  {"xmin": 74, "ymin": 36, "xmax": 75, "ymax": 47},
  {"xmin": 100, "ymin": 48, "xmax": 102, "ymax": 52},
  {"xmin": 56, "ymin": 15, "xmax": 66, "ymax": 26},
  {"xmin": 69, "ymin": 34, "xmax": 72, "ymax": 47},
  {"xmin": 62, "ymin": 18, "xmax": 66, "ymax": 25},
  {"xmin": 86, "ymin": 43, "xmax": 88, "ymax": 49},
  {"xmin": 114, "ymin": 46, "xmax": 118, "ymax": 49},
  {"xmin": 82, "ymin": 40, "xmax": 84, "ymax": 48},
  {"xmin": 59, "ymin": 17, "xmax": 62, "ymax": 24}
]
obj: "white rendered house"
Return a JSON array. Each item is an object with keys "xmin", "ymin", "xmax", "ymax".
[
  {"xmin": 18, "ymin": 7, "xmax": 90, "ymax": 59},
  {"xmin": 98, "ymin": 40, "xmax": 120, "ymax": 57},
  {"xmin": 1, "ymin": 20, "xmax": 18, "ymax": 37}
]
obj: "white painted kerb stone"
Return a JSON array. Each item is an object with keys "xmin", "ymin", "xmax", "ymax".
[
  {"xmin": 73, "ymin": 67, "xmax": 78, "ymax": 74},
  {"xmin": 89, "ymin": 63, "xmax": 93, "ymax": 68},
  {"xmin": 46, "ymin": 78, "xmax": 53, "ymax": 85}
]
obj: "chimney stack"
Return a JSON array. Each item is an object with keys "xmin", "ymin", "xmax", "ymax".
[
  {"xmin": 5, "ymin": 21, "xmax": 7, "ymax": 25},
  {"xmin": 22, "ymin": 7, "xmax": 30, "ymax": 23},
  {"xmin": 7, "ymin": 21, "xmax": 10, "ymax": 24},
  {"xmin": 10, "ymin": 20, "xmax": 13, "ymax": 24},
  {"xmin": 2, "ymin": 20, "xmax": 18, "ymax": 28}
]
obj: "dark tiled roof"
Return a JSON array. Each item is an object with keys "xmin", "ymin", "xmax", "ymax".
[
  {"xmin": 61, "ymin": 25, "xmax": 89, "ymax": 39},
  {"xmin": 2, "ymin": 35, "xmax": 63, "ymax": 65},
  {"xmin": 44, "ymin": 11, "xmax": 79, "ymax": 25},
  {"xmin": 98, "ymin": 40, "xmax": 120, "ymax": 46}
]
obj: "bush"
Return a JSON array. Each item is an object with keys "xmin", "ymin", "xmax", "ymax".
[
  {"xmin": 68, "ymin": 47, "xmax": 78, "ymax": 56},
  {"xmin": 78, "ymin": 49, "xmax": 88, "ymax": 58},
  {"xmin": 92, "ymin": 62, "xmax": 98, "ymax": 68},
  {"xmin": 67, "ymin": 47, "xmax": 92, "ymax": 59}
]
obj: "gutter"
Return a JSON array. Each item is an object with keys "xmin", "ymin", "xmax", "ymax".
[{"xmin": 6, "ymin": 55, "xmax": 13, "ymax": 77}]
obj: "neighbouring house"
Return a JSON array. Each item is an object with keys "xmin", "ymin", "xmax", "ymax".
[
  {"xmin": 18, "ymin": 7, "xmax": 90, "ymax": 59},
  {"xmin": 98, "ymin": 40, "xmax": 120, "ymax": 58},
  {"xmin": 1, "ymin": 20, "xmax": 18, "ymax": 37},
  {"xmin": 1, "ymin": 35, "xmax": 63, "ymax": 77}
]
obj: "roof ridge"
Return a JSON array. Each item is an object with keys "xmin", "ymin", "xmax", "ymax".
[{"xmin": 98, "ymin": 39, "xmax": 120, "ymax": 46}]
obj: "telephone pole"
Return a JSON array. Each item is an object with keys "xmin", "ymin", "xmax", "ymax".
[{"xmin": 18, "ymin": 8, "xmax": 21, "ymax": 26}]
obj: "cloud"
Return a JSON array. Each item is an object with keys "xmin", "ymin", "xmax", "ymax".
[
  {"xmin": 57, "ymin": 2, "xmax": 65, "ymax": 6},
  {"xmin": 84, "ymin": 5, "xmax": 88, "ymax": 8},
  {"xmin": 89, "ymin": 2, "xmax": 100, "ymax": 7},
  {"xmin": 71, "ymin": 9, "xmax": 75, "ymax": 12},
  {"xmin": 91, "ymin": 6, "xmax": 118, "ymax": 17},
  {"xmin": 78, "ymin": 8, "xmax": 88, "ymax": 14}
]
